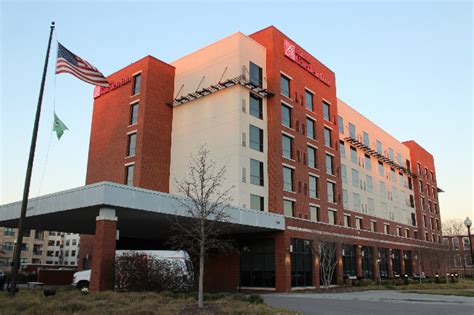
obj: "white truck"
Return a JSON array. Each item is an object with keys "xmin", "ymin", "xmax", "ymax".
[{"xmin": 72, "ymin": 250, "xmax": 192, "ymax": 289}]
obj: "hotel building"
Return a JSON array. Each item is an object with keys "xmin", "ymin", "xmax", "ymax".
[{"xmin": 75, "ymin": 26, "xmax": 446, "ymax": 291}]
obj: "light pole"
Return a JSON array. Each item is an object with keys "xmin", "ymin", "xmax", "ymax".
[{"xmin": 464, "ymin": 217, "xmax": 473, "ymax": 267}]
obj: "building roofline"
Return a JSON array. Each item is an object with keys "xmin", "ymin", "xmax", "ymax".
[{"xmin": 106, "ymin": 55, "xmax": 175, "ymax": 79}]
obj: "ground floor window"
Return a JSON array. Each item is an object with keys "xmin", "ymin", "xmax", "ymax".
[
  {"xmin": 378, "ymin": 248, "xmax": 388, "ymax": 278},
  {"xmin": 342, "ymin": 244, "xmax": 356, "ymax": 277},
  {"xmin": 291, "ymin": 238, "xmax": 313, "ymax": 287},
  {"xmin": 404, "ymin": 250, "xmax": 413, "ymax": 276},
  {"xmin": 240, "ymin": 239, "xmax": 275, "ymax": 287},
  {"xmin": 392, "ymin": 249, "xmax": 401, "ymax": 276},
  {"xmin": 361, "ymin": 246, "xmax": 373, "ymax": 279}
]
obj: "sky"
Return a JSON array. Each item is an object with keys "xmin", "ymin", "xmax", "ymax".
[{"xmin": 0, "ymin": 1, "xmax": 472, "ymax": 222}]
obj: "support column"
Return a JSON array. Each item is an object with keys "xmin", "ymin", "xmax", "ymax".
[
  {"xmin": 89, "ymin": 208, "xmax": 117, "ymax": 292},
  {"xmin": 373, "ymin": 247, "xmax": 380, "ymax": 283},
  {"xmin": 387, "ymin": 248, "xmax": 394, "ymax": 279},
  {"xmin": 400, "ymin": 249, "xmax": 406, "ymax": 276},
  {"xmin": 336, "ymin": 243, "xmax": 344, "ymax": 285},
  {"xmin": 313, "ymin": 244, "xmax": 320, "ymax": 289},
  {"xmin": 275, "ymin": 232, "xmax": 291, "ymax": 292},
  {"xmin": 355, "ymin": 245, "xmax": 363, "ymax": 278}
]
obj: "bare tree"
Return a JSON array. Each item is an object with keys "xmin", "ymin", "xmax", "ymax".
[
  {"xmin": 313, "ymin": 234, "xmax": 341, "ymax": 288},
  {"xmin": 442, "ymin": 219, "xmax": 465, "ymax": 236},
  {"xmin": 172, "ymin": 146, "xmax": 233, "ymax": 308}
]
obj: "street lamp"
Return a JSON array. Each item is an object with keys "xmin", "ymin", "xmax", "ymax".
[{"xmin": 464, "ymin": 217, "xmax": 473, "ymax": 266}]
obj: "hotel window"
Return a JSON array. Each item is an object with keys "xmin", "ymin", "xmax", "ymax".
[
  {"xmin": 344, "ymin": 215, "xmax": 351, "ymax": 227},
  {"xmin": 250, "ymin": 125, "xmax": 264, "ymax": 152},
  {"xmin": 405, "ymin": 229, "xmax": 410, "ymax": 238},
  {"xmin": 453, "ymin": 238, "xmax": 460, "ymax": 250},
  {"xmin": 132, "ymin": 73, "xmax": 141, "ymax": 95},
  {"xmin": 2, "ymin": 242, "xmax": 14, "ymax": 251},
  {"xmin": 353, "ymin": 193, "xmax": 361, "ymax": 211},
  {"xmin": 338, "ymin": 116, "xmax": 344, "ymax": 133},
  {"xmin": 309, "ymin": 175, "xmax": 319, "ymax": 199},
  {"xmin": 283, "ymin": 166, "xmax": 293, "ymax": 192},
  {"xmin": 351, "ymin": 168, "xmax": 359, "ymax": 188},
  {"xmin": 250, "ymin": 159, "xmax": 264, "ymax": 186},
  {"xmin": 384, "ymin": 224, "xmax": 390, "ymax": 235},
  {"xmin": 380, "ymin": 181, "xmax": 386, "ymax": 198},
  {"xmin": 125, "ymin": 164, "xmax": 134, "ymax": 186},
  {"xmin": 127, "ymin": 133, "xmax": 137, "ymax": 156},
  {"xmin": 390, "ymin": 168, "xmax": 396, "ymax": 182},
  {"xmin": 423, "ymin": 214, "xmax": 427, "ymax": 227},
  {"xmin": 368, "ymin": 198, "xmax": 375, "ymax": 214},
  {"xmin": 130, "ymin": 102, "xmax": 139, "ymax": 125},
  {"xmin": 349, "ymin": 122, "xmax": 356, "ymax": 138},
  {"xmin": 325, "ymin": 154, "xmax": 333, "ymax": 175},
  {"xmin": 341, "ymin": 164, "xmax": 347, "ymax": 183},
  {"xmin": 4, "ymin": 228, "xmax": 14, "ymax": 236},
  {"xmin": 463, "ymin": 237, "xmax": 471, "ymax": 250},
  {"xmin": 339, "ymin": 141, "xmax": 346, "ymax": 159},
  {"xmin": 366, "ymin": 175, "xmax": 373, "ymax": 192},
  {"xmin": 283, "ymin": 199, "xmax": 294, "ymax": 217},
  {"xmin": 397, "ymin": 154, "xmax": 402, "ymax": 166},
  {"xmin": 421, "ymin": 197, "xmax": 425, "ymax": 210},
  {"xmin": 280, "ymin": 74, "xmax": 290, "ymax": 97},
  {"xmin": 350, "ymin": 146, "xmax": 357, "ymax": 164},
  {"xmin": 282, "ymin": 134, "xmax": 293, "ymax": 159},
  {"xmin": 370, "ymin": 221, "xmax": 377, "ymax": 232},
  {"xmin": 249, "ymin": 62, "xmax": 262, "ymax": 87},
  {"xmin": 307, "ymin": 118, "xmax": 315, "ymax": 139},
  {"xmin": 424, "ymin": 167, "xmax": 428, "ymax": 178},
  {"xmin": 363, "ymin": 131, "xmax": 369, "ymax": 147},
  {"xmin": 388, "ymin": 148, "xmax": 394, "ymax": 161},
  {"xmin": 307, "ymin": 146, "xmax": 317, "ymax": 168},
  {"xmin": 328, "ymin": 210, "xmax": 337, "ymax": 225},
  {"xmin": 324, "ymin": 127, "xmax": 332, "ymax": 147},
  {"xmin": 327, "ymin": 181, "xmax": 336, "ymax": 203},
  {"xmin": 376, "ymin": 140, "xmax": 382, "ymax": 155},
  {"xmin": 356, "ymin": 218, "xmax": 363, "ymax": 230},
  {"xmin": 323, "ymin": 101, "xmax": 330, "ymax": 121},
  {"xmin": 397, "ymin": 227, "xmax": 401, "ymax": 237},
  {"xmin": 419, "ymin": 180, "xmax": 423, "ymax": 193},
  {"xmin": 430, "ymin": 171, "xmax": 435, "ymax": 181},
  {"xmin": 249, "ymin": 94, "xmax": 263, "ymax": 119},
  {"xmin": 364, "ymin": 154, "xmax": 371, "ymax": 170},
  {"xmin": 250, "ymin": 194, "xmax": 264, "ymax": 211},
  {"xmin": 417, "ymin": 163, "xmax": 422, "ymax": 175},
  {"xmin": 310, "ymin": 205, "xmax": 320, "ymax": 222},
  {"xmin": 305, "ymin": 90, "xmax": 313, "ymax": 111},
  {"xmin": 342, "ymin": 189, "xmax": 349, "ymax": 209},
  {"xmin": 281, "ymin": 103, "xmax": 292, "ymax": 128},
  {"xmin": 465, "ymin": 255, "xmax": 473, "ymax": 267}
]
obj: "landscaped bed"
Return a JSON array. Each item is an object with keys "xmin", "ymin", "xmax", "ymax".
[{"xmin": 0, "ymin": 290, "xmax": 297, "ymax": 315}]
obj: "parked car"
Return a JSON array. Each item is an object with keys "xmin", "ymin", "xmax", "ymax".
[{"xmin": 72, "ymin": 250, "xmax": 192, "ymax": 289}]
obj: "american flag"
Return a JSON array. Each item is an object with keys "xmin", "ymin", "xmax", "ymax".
[{"xmin": 56, "ymin": 42, "xmax": 109, "ymax": 87}]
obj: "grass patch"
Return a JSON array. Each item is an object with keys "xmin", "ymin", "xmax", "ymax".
[
  {"xmin": 0, "ymin": 290, "xmax": 297, "ymax": 315},
  {"xmin": 402, "ymin": 289, "xmax": 474, "ymax": 297}
]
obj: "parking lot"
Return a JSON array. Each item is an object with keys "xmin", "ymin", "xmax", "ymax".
[{"xmin": 263, "ymin": 290, "xmax": 474, "ymax": 315}]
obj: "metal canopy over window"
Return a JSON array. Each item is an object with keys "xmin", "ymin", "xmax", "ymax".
[{"xmin": 171, "ymin": 74, "xmax": 274, "ymax": 106}]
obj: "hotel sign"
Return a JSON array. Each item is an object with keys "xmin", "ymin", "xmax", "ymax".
[
  {"xmin": 94, "ymin": 76, "xmax": 132, "ymax": 98},
  {"xmin": 284, "ymin": 39, "xmax": 331, "ymax": 86}
]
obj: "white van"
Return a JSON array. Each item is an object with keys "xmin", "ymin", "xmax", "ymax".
[{"xmin": 72, "ymin": 250, "xmax": 192, "ymax": 289}]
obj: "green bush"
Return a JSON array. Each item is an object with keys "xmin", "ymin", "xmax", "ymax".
[{"xmin": 248, "ymin": 295, "xmax": 264, "ymax": 304}]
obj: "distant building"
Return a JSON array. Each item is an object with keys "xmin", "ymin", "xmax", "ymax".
[{"xmin": 443, "ymin": 235, "xmax": 473, "ymax": 277}]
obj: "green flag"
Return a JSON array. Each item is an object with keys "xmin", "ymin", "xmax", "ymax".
[{"xmin": 53, "ymin": 112, "xmax": 68, "ymax": 139}]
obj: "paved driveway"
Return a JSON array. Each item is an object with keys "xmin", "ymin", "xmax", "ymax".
[{"xmin": 263, "ymin": 290, "xmax": 474, "ymax": 315}]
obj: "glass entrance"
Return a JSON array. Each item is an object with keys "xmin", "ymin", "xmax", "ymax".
[
  {"xmin": 361, "ymin": 246, "xmax": 373, "ymax": 279},
  {"xmin": 291, "ymin": 238, "xmax": 313, "ymax": 287},
  {"xmin": 240, "ymin": 239, "xmax": 275, "ymax": 287}
]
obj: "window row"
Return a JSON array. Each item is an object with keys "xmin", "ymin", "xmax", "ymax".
[
  {"xmin": 281, "ymin": 104, "xmax": 333, "ymax": 147},
  {"xmin": 283, "ymin": 166, "xmax": 336, "ymax": 203},
  {"xmin": 280, "ymin": 74, "xmax": 332, "ymax": 121}
]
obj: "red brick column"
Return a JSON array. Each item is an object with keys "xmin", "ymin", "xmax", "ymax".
[
  {"xmin": 336, "ymin": 243, "xmax": 344, "ymax": 285},
  {"xmin": 355, "ymin": 245, "xmax": 363, "ymax": 278},
  {"xmin": 89, "ymin": 208, "xmax": 117, "ymax": 292},
  {"xmin": 275, "ymin": 232, "xmax": 291, "ymax": 292},
  {"xmin": 373, "ymin": 247, "xmax": 380, "ymax": 282},
  {"xmin": 387, "ymin": 249, "xmax": 394, "ymax": 279},
  {"xmin": 400, "ymin": 250, "xmax": 406, "ymax": 276}
]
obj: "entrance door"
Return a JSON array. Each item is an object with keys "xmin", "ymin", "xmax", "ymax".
[
  {"xmin": 361, "ymin": 246, "xmax": 373, "ymax": 279},
  {"xmin": 240, "ymin": 239, "xmax": 275, "ymax": 288},
  {"xmin": 291, "ymin": 238, "xmax": 313, "ymax": 287}
]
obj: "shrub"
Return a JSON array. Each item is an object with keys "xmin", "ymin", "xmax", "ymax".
[
  {"xmin": 248, "ymin": 295, "xmax": 264, "ymax": 304},
  {"xmin": 115, "ymin": 251, "xmax": 193, "ymax": 292}
]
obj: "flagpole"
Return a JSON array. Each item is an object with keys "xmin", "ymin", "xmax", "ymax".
[{"xmin": 9, "ymin": 21, "xmax": 55, "ymax": 296}]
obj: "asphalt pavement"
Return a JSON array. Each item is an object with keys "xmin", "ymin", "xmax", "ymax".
[{"xmin": 263, "ymin": 290, "xmax": 474, "ymax": 315}]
